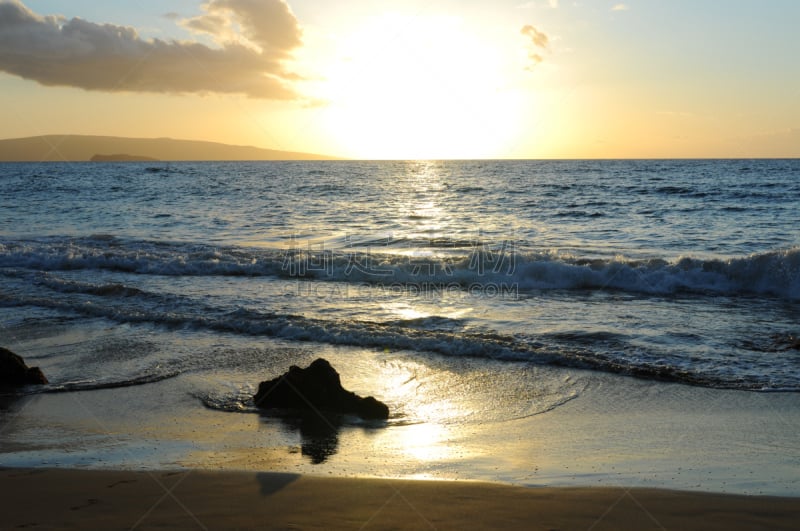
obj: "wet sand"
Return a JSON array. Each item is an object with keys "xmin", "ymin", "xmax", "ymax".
[
  {"xmin": 2, "ymin": 468, "xmax": 798, "ymax": 530},
  {"xmin": 2, "ymin": 358, "xmax": 799, "ymax": 496}
]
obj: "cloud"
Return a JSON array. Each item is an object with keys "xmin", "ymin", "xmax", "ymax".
[
  {"xmin": 611, "ymin": 4, "xmax": 630, "ymax": 11},
  {"xmin": 527, "ymin": 53, "xmax": 544, "ymax": 67},
  {"xmin": 0, "ymin": 0, "xmax": 302, "ymax": 99},
  {"xmin": 181, "ymin": 0, "xmax": 301, "ymax": 53},
  {"xmin": 521, "ymin": 24, "xmax": 549, "ymax": 49},
  {"xmin": 520, "ymin": 24, "xmax": 549, "ymax": 70}
]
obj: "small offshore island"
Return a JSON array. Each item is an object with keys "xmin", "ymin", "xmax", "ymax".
[
  {"xmin": 89, "ymin": 154, "xmax": 159, "ymax": 162},
  {"xmin": 0, "ymin": 135, "xmax": 336, "ymax": 161}
]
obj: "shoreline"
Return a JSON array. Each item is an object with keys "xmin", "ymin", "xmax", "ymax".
[
  {"xmin": 2, "ymin": 467, "xmax": 798, "ymax": 530},
  {"xmin": 2, "ymin": 343, "xmax": 799, "ymax": 497}
]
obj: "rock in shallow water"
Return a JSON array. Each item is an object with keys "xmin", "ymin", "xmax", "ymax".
[
  {"xmin": 253, "ymin": 358, "xmax": 389, "ymax": 420},
  {"xmin": 0, "ymin": 347, "xmax": 48, "ymax": 387}
]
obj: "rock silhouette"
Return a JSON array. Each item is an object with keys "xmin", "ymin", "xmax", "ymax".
[
  {"xmin": 254, "ymin": 358, "xmax": 389, "ymax": 420},
  {"xmin": 0, "ymin": 347, "xmax": 48, "ymax": 387}
]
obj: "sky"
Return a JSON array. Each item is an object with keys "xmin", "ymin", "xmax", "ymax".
[{"xmin": 0, "ymin": 0, "xmax": 798, "ymax": 159}]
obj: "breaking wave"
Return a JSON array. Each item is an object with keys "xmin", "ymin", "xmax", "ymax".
[{"xmin": 1, "ymin": 236, "xmax": 798, "ymax": 299}]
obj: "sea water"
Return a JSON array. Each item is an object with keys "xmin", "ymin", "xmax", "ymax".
[
  {"xmin": 2, "ymin": 159, "xmax": 798, "ymax": 394},
  {"xmin": 2, "ymin": 159, "xmax": 799, "ymax": 491}
]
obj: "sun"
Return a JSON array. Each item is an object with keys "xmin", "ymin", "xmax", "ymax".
[{"xmin": 312, "ymin": 13, "xmax": 523, "ymax": 160}]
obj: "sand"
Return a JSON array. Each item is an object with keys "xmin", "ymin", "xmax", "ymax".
[
  {"xmin": 3, "ymin": 337, "xmax": 799, "ymax": 528},
  {"xmin": 1, "ymin": 468, "xmax": 798, "ymax": 530}
]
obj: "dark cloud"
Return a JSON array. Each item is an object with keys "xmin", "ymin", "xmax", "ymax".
[{"xmin": 0, "ymin": 0, "xmax": 302, "ymax": 99}]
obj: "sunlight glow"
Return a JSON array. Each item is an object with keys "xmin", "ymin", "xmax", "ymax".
[
  {"xmin": 396, "ymin": 422, "xmax": 454, "ymax": 462},
  {"xmin": 371, "ymin": 360, "xmax": 464, "ymax": 463},
  {"xmin": 387, "ymin": 304, "xmax": 430, "ymax": 322},
  {"xmin": 315, "ymin": 14, "xmax": 522, "ymax": 160}
]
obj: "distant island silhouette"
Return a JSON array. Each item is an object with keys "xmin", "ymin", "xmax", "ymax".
[
  {"xmin": 0, "ymin": 135, "xmax": 338, "ymax": 162},
  {"xmin": 90, "ymin": 154, "xmax": 159, "ymax": 162}
]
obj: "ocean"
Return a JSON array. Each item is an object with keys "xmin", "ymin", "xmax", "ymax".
[{"xmin": 1, "ymin": 159, "xmax": 799, "ymax": 492}]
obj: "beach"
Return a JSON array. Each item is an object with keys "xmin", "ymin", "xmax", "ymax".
[
  {"xmin": 2, "ymin": 0, "xmax": 799, "ymax": 525},
  {"xmin": 3, "ymin": 339, "xmax": 799, "ymax": 529},
  {"xmin": 1, "ymin": 159, "xmax": 799, "ymax": 527},
  {"xmin": 2, "ymin": 468, "xmax": 799, "ymax": 530},
  {"xmin": 2, "ymin": 339, "xmax": 799, "ymax": 491}
]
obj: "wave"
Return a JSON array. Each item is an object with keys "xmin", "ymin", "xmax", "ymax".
[
  {"xmin": 1, "ymin": 285, "xmax": 795, "ymax": 391},
  {"xmin": 2, "ymin": 237, "xmax": 798, "ymax": 299},
  {"xmin": 0, "ymin": 371, "xmax": 182, "ymax": 397},
  {"xmin": 45, "ymin": 371, "xmax": 182, "ymax": 393}
]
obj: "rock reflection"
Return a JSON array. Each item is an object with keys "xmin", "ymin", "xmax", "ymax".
[
  {"xmin": 279, "ymin": 414, "xmax": 341, "ymax": 464},
  {"xmin": 261, "ymin": 410, "xmax": 388, "ymax": 465}
]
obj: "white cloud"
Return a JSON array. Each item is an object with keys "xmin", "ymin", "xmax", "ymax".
[
  {"xmin": 0, "ymin": 0, "xmax": 302, "ymax": 99},
  {"xmin": 611, "ymin": 4, "xmax": 630, "ymax": 11},
  {"xmin": 180, "ymin": 0, "xmax": 301, "ymax": 53}
]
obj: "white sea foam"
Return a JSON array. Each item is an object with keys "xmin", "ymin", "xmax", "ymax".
[{"xmin": 2, "ymin": 238, "xmax": 797, "ymax": 299}]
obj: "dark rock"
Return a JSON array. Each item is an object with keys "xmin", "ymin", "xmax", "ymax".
[
  {"xmin": 254, "ymin": 358, "xmax": 389, "ymax": 420},
  {"xmin": 0, "ymin": 347, "xmax": 48, "ymax": 386}
]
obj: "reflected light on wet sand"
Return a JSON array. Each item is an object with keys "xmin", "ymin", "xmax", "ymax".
[{"xmin": 395, "ymin": 422, "xmax": 454, "ymax": 463}]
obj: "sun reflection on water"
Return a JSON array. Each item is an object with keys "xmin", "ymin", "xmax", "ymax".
[
  {"xmin": 394, "ymin": 422, "xmax": 454, "ymax": 462},
  {"xmin": 392, "ymin": 161, "xmax": 452, "ymax": 241},
  {"xmin": 384, "ymin": 303, "xmax": 430, "ymax": 322},
  {"xmin": 370, "ymin": 359, "xmax": 470, "ymax": 465}
]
